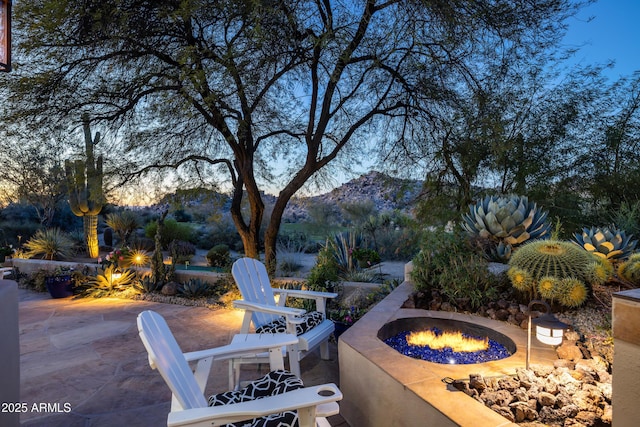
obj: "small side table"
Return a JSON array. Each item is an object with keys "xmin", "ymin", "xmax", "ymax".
[{"xmin": 228, "ymin": 333, "xmax": 299, "ymax": 389}]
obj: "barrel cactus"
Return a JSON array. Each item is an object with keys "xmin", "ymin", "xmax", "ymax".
[
  {"xmin": 507, "ymin": 240, "xmax": 594, "ymax": 307},
  {"xmin": 572, "ymin": 225, "xmax": 637, "ymax": 261},
  {"xmin": 462, "ymin": 195, "xmax": 551, "ymax": 261},
  {"xmin": 65, "ymin": 115, "xmax": 104, "ymax": 259},
  {"xmin": 618, "ymin": 253, "xmax": 640, "ymax": 285}
]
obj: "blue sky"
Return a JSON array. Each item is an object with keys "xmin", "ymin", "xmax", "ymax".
[{"xmin": 562, "ymin": 0, "xmax": 640, "ymax": 79}]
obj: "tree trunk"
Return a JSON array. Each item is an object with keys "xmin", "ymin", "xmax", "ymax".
[
  {"xmin": 229, "ymin": 161, "xmax": 264, "ymax": 261},
  {"xmin": 264, "ymin": 170, "xmax": 312, "ymax": 274},
  {"xmin": 84, "ymin": 214, "xmax": 99, "ymax": 258}
]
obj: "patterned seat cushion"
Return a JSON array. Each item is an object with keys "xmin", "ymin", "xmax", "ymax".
[
  {"xmin": 255, "ymin": 311, "xmax": 324, "ymax": 336},
  {"xmin": 208, "ymin": 370, "xmax": 304, "ymax": 427}
]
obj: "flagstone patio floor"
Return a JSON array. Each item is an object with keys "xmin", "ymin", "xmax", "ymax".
[{"xmin": 17, "ymin": 289, "xmax": 348, "ymax": 426}]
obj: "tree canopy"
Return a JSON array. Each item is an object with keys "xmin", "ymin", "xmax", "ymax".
[{"xmin": 1, "ymin": 0, "xmax": 591, "ymax": 267}]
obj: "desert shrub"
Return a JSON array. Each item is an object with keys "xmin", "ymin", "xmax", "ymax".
[
  {"xmin": 339, "ymin": 200, "xmax": 376, "ymax": 227},
  {"xmin": 609, "ymin": 201, "xmax": 640, "ymax": 238},
  {"xmin": 23, "ymin": 228, "xmax": 75, "ymax": 260},
  {"xmin": 144, "ymin": 218, "xmax": 195, "ymax": 248},
  {"xmin": 169, "ymin": 240, "xmax": 196, "ymax": 263},
  {"xmin": 206, "ymin": 244, "xmax": 231, "ymax": 268},
  {"xmin": 277, "ymin": 231, "xmax": 314, "ymax": 253},
  {"xmin": 306, "ymin": 245, "xmax": 339, "ymax": 293},
  {"xmin": 172, "ymin": 209, "xmax": 192, "ymax": 223},
  {"xmin": 411, "ymin": 229, "xmax": 504, "ymax": 310},
  {"xmin": 198, "ymin": 217, "xmax": 243, "ymax": 251},
  {"xmin": 374, "ymin": 226, "xmax": 422, "ymax": 260},
  {"xmin": 23, "ymin": 269, "xmax": 49, "ymax": 292},
  {"xmin": 351, "ymin": 248, "xmax": 381, "ymax": 268}
]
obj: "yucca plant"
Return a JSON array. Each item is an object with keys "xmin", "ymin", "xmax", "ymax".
[
  {"xmin": 23, "ymin": 228, "xmax": 75, "ymax": 260},
  {"xmin": 105, "ymin": 211, "xmax": 139, "ymax": 246},
  {"xmin": 329, "ymin": 231, "xmax": 362, "ymax": 273},
  {"xmin": 462, "ymin": 195, "xmax": 551, "ymax": 261},
  {"xmin": 572, "ymin": 225, "xmax": 637, "ymax": 261}
]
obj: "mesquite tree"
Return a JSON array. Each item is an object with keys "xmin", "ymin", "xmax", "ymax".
[
  {"xmin": 4, "ymin": 0, "xmax": 582, "ymax": 271},
  {"xmin": 65, "ymin": 115, "xmax": 104, "ymax": 259}
]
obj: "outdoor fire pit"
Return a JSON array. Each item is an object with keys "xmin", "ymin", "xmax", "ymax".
[
  {"xmin": 379, "ymin": 317, "xmax": 516, "ymax": 364},
  {"xmin": 338, "ymin": 281, "xmax": 558, "ymax": 427}
]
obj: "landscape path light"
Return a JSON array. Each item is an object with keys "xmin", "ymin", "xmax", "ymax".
[{"xmin": 526, "ymin": 299, "xmax": 569, "ymax": 369}]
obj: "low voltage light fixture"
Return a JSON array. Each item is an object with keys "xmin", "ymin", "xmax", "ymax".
[{"xmin": 526, "ymin": 299, "xmax": 569, "ymax": 369}]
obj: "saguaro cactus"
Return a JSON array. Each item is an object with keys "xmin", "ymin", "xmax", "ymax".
[{"xmin": 65, "ymin": 115, "xmax": 104, "ymax": 258}]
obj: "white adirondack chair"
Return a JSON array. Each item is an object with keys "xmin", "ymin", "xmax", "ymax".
[
  {"xmin": 231, "ymin": 257, "xmax": 337, "ymax": 378},
  {"xmin": 137, "ymin": 310, "xmax": 342, "ymax": 427}
]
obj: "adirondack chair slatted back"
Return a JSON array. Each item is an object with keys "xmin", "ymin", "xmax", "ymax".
[
  {"xmin": 137, "ymin": 310, "xmax": 208, "ymax": 410},
  {"xmin": 232, "ymin": 257, "xmax": 281, "ymax": 328}
]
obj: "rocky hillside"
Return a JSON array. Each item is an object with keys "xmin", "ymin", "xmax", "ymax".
[
  {"xmin": 281, "ymin": 171, "xmax": 422, "ymax": 222},
  {"xmin": 148, "ymin": 171, "xmax": 422, "ymax": 223}
]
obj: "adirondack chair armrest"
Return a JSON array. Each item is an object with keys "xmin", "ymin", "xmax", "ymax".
[
  {"xmin": 183, "ymin": 333, "xmax": 299, "ymax": 363},
  {"xmin": 272, "ymin": 289, "xmax": 338, "ymax": 315},
  {"xmin": 273, "ymin": 289, "xmax": 338, "ymax": 300},
  {"xmin": 167, "ymin": 383, "xmax": 342, "ymax": 427},
  {"xmin": 233, "ymin": 300, "xmax": 306, "ymax": 322}
]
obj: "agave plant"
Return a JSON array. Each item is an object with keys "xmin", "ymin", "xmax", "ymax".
[
  {"xmin": 572, "ymin": 225, "xmax": 637, "ymax": 261},
  {"xmin": 462, "ymin": 195, "xmax": 551, "ymax": 261},
  {"xmin": 178, "ymin": 278, "xmax": 211, "ymax": 297},
  {"xmin": 80, "ymin": 265, "xmax": 137, "ymax": 297}
]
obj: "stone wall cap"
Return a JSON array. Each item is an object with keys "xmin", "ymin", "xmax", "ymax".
[{"xmin": 613, "ymin": 289, "xmax": 640, "ymax": 303}]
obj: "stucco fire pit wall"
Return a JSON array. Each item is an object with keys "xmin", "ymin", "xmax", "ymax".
[{"xmin": 338, "ymin": 281, "xmax": 558, "ymax": 427}]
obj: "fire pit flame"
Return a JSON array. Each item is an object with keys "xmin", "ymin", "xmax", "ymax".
[{"xmin": 406, "ymin": 330, "xmax": 489, "ymax": 353}]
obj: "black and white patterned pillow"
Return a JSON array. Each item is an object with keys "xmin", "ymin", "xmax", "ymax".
[
  {"xmin": 255, "ymin": 311, "xmax": 324, "ymax": 336},
  {"xmin": 208, "ymin": 370, "xmax": 304, "ymax": 427}
]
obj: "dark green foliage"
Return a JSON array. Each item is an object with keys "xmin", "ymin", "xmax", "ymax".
[
  {"xmin": 609, "ymin": 201, "xmax": 640, "ymax": 241},
  {"xmin": 172, "ymin": 209, "xmax": 192, "ymax": 222},
  {"xmin": 144, "ymin": 218, "xmax": 195, "ymax": 248},
  {"xmin": 411, "ymin": 229, "xmax": 505, "ymax": 310},
  {"xmin": 129, "ymin": 236, "xmax": 155, "ymax": 251},
  {"xmin": 206, "ymin": 244, "xmax": 231, "ymax": 268},
  {"xmin": 352, "ymin": 248, "xmax": 381, "ymax": 268},
  {"xmin": 195, "ymin": 217, "xmax": 243, "ymax": 251},
  {"xmin": 306, "ymin": 245, "xmax": 339, "ymax": 293},
  {"xmin": 169, "ymin": 240, "xmax": 196, "ymax": 263},
  {"xmin": 103, "ymin": 227, "xmax": 113, "ymax": 247},
  {"xmin": 277, "ymin": 231, "xmax": 317, "ymax": 254}
]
